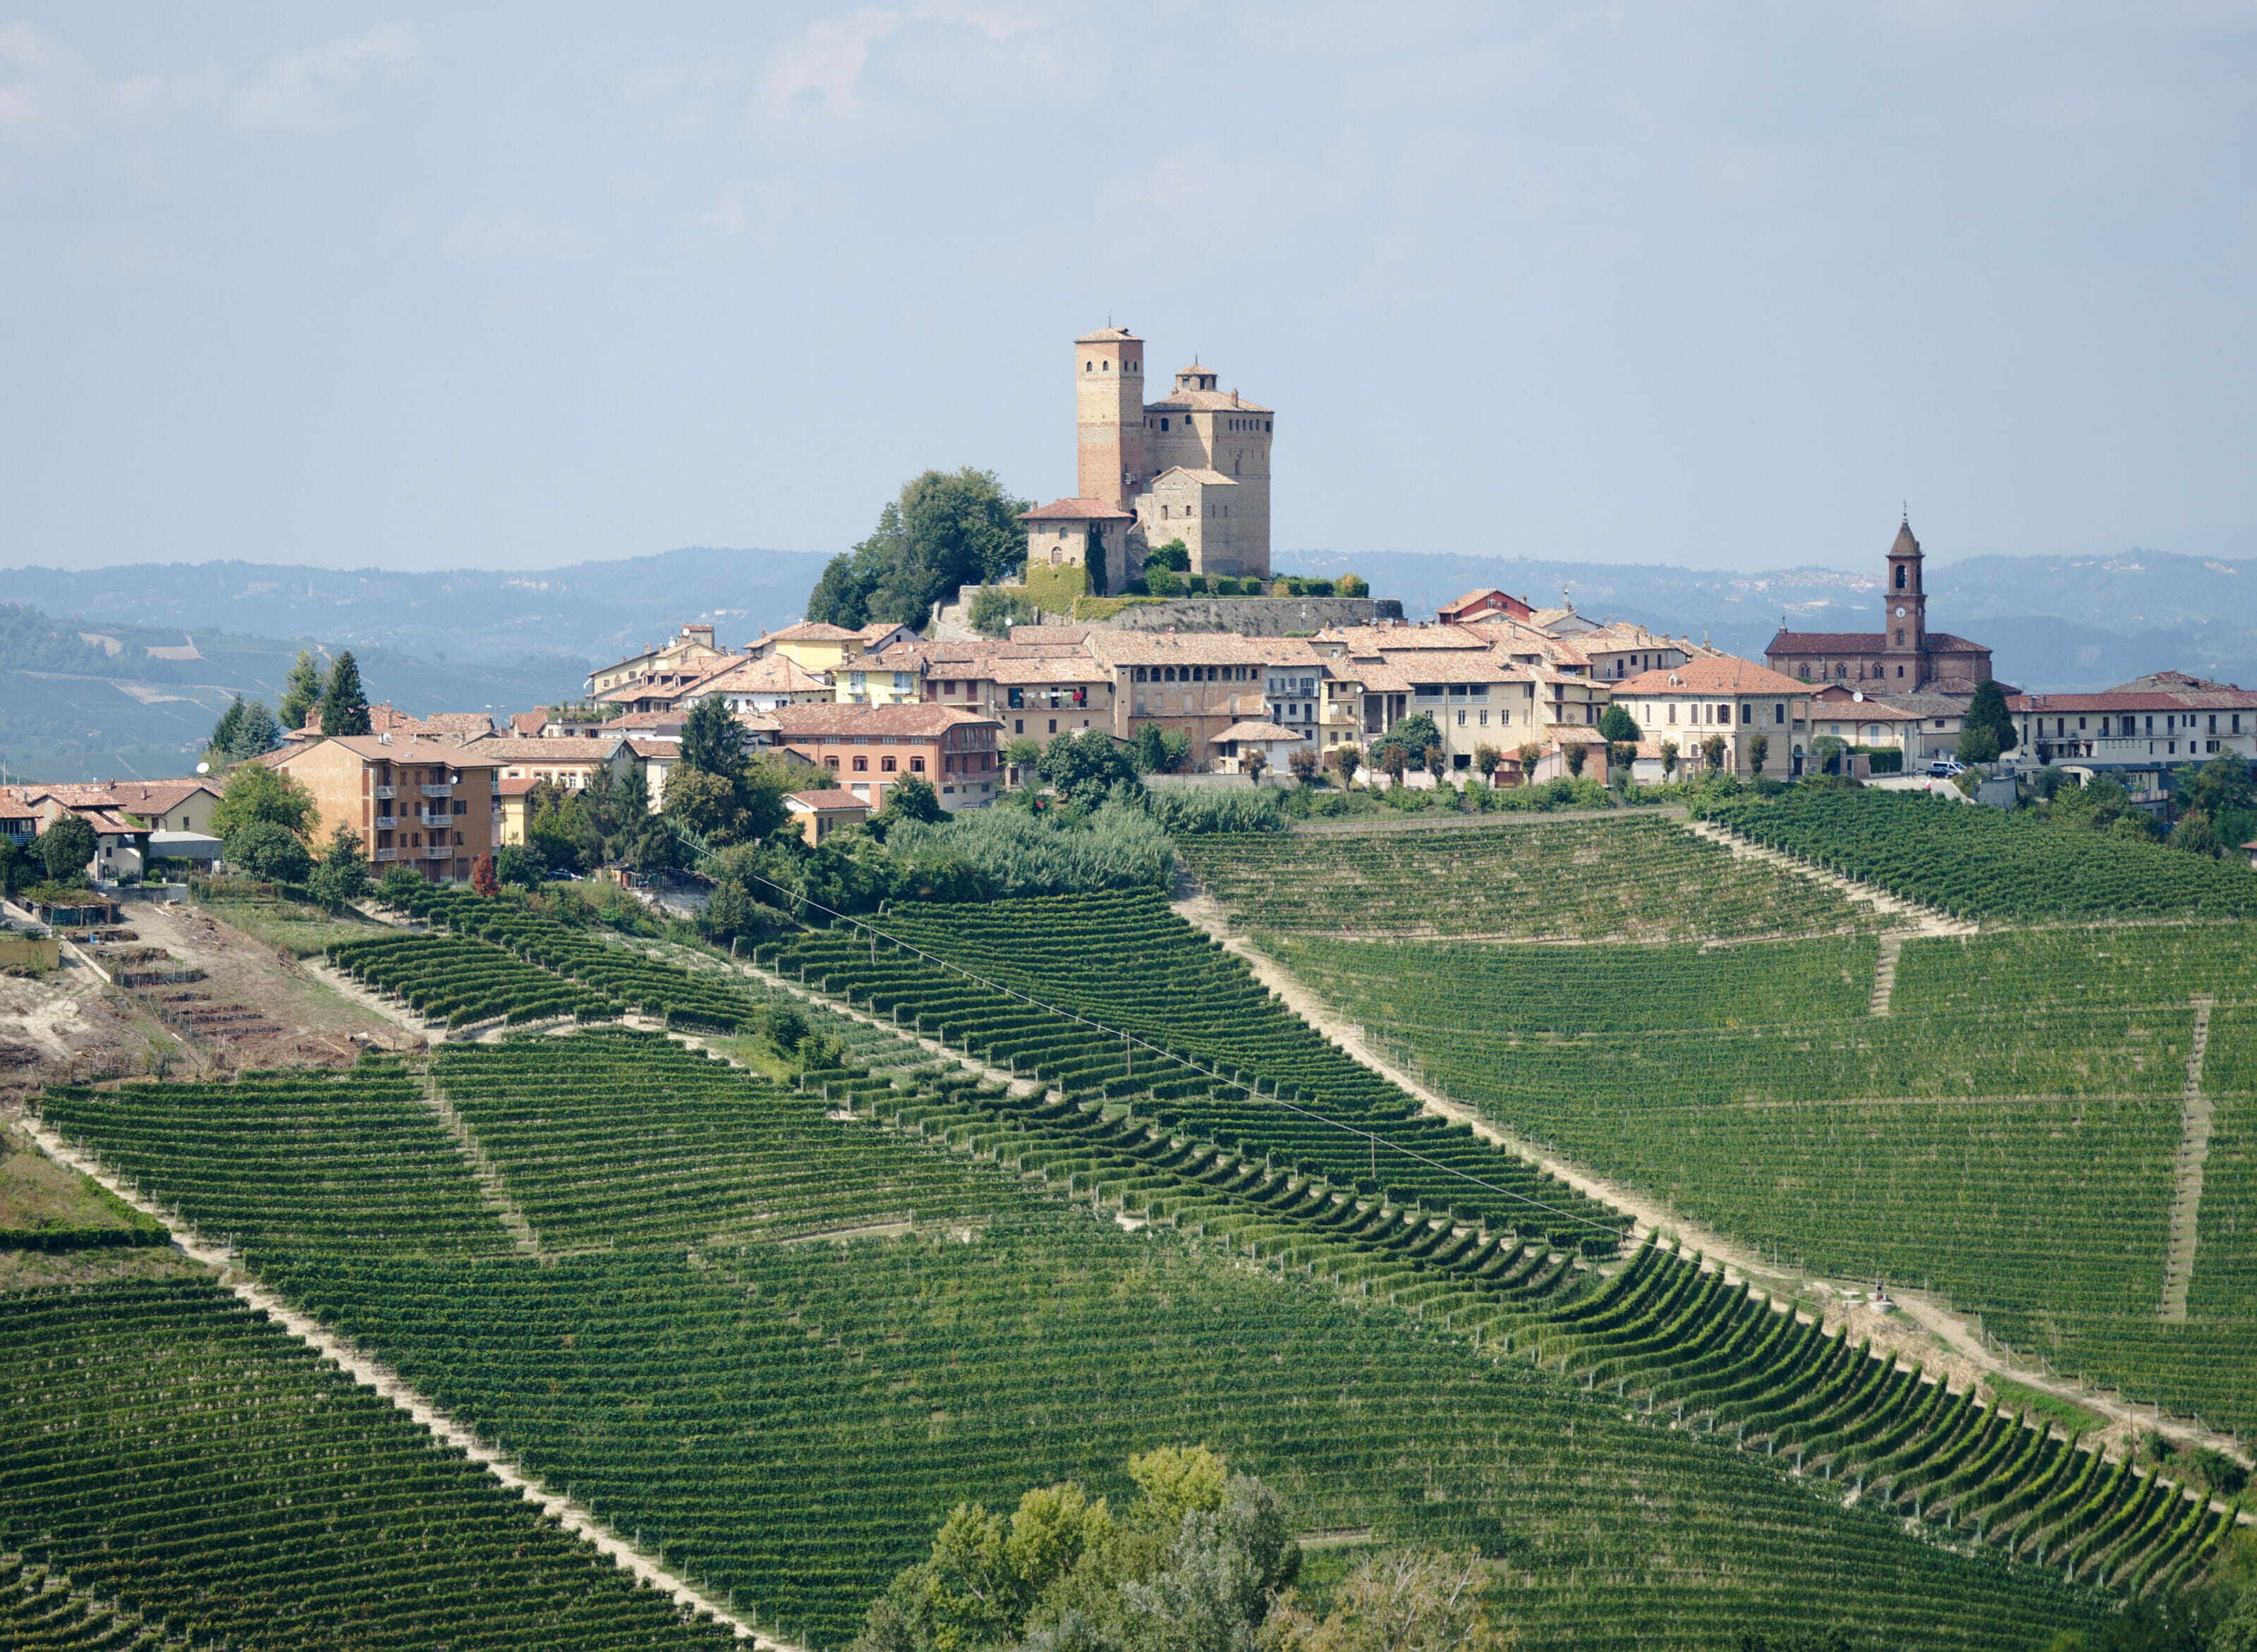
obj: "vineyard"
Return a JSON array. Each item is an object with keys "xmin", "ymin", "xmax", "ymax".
[
  {"xmin": 760, "ymin": 890, "xmax": 1626, "ymax": 1249},
  {"xmin": 1701, "ymin": 788, "xmax": 2257, "ymax": 921},
  {"xmin": 1272, "ymin": 925, "xmax": 2257, "ymax": 1430},
  {"xmin": 329, "ymin": 930, "xmax": 622, "ymax": 1029},
  {"xmin": 0, "ymin": 1280, "xmax": 736, "ymax": 1651},
  {"xmin": 1176, "ymin": 816, "xmax": 1889, "ymax": 941}
]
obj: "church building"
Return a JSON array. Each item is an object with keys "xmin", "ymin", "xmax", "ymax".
[
  {"xmin": 1764, "ymin": 520, "xmax": 1994, "ymax": 693},
  {"xmin": 1021, "ymin": 325, "xmax": 1274, "ymax": 591}
]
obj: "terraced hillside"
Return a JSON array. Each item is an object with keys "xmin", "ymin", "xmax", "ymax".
[
  {"xmin": 1270, "ymin": 923, "xmax": 2257, "ymax": 1431},
  {"xmin": 1176, "ymin": 815, "xmax": 1889, "ymax": 940},
  {"xmin": 1701, "ymin": 787, "xmax": 2257, "ymax": 921},
  {"xmin": 31, "ymin": 1028, "xmax": 2157, "ymax": 1651}
]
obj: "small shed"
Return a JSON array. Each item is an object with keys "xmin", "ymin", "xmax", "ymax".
[
  {"xmin": 147, "ymin": 830, "xmax": 224, "ymax": 866},
  {"xmin": 1211, "ymin": 719, "xmax": 1305, "ymax": 776}
]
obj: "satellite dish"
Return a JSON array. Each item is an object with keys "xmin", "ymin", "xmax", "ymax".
[
  {"xmin": 196, "ymin": 761, "xmax": 210, "ymax": 774},
  {"xmin": 1852, "ymin": 691, "xmax": 1863, "ymax": 703}
]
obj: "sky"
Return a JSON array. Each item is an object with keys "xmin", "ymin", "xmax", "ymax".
[{"xmin": 1, "ymin": 2, "xmax": 2252, "ymax": 578}]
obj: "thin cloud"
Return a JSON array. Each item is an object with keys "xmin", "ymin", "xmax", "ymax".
[
  {"xmin": 227, "ymin": 26, "xmax": 418, "ymax": 133},
  {"xmin": 686, "ymin": 178, "xmax": 798, "ymax": 241}
]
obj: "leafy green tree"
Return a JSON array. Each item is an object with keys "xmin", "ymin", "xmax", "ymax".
[
  {"xmin": 494, "ymin": 843, "xmax": 545, "ymax": 889},
  {"xmin": 1330, "ymin": 745, "xmax": 1361, "ymax": 785},
  {"xmin": 2169, "ymin": 808, "xmax": 2222, "ymax": 857},
  {"xmin": 880, "ymin": 772, "xmax": 944, "ymax": 825},
  {"xmin": 318, "ymin": 650, "xmax": 372, "ymax": 736},
  {"xmin": 698, "ymin": 876, "xmax": 756, "ymax": 944},
  {"xmin": 1335, "ymin": 573, "xmax": 1368, "ymax": 597},
  {"xmin": 0, "ymin": 838, "xmax": 25, "ymax": 897},
  {"xmin": 1370, "ymin": 713, "xmax": 1440, "ymax": 777},
  {"xmin": 1598, "ymin": 703, "xmax": 1641, "ymax": 744},
  {"xmin": 808, "ymin": 467, "xmax": 1033, "ymax": 628},
  {"xmin": 376, "ymin": 863, "xmax": 425, "ymax": 905},
  {"xmin": 1964, "ymin": 679, "xmax": 2016, "ymax": 753},
  {"xmin": 1956, "ymin": 721, "xmax": 2001, "ymax": 765},
  {"xmin": 35, "ymin": 814, "xmax": 97, "ymax": 884},
  {"xmin": 278, "ymin": 650, "xmax": 325, "ymax": 731},
  {"xmin": 1144, "ymin": 566, "xmax": 1182, "ymax": 598},
  {"xmin": 1264, "ymin": 1548, "xmax": 1511, "ymax": 1652},
  {"xmin": 1748, "ymin": 734, "xmax": 1768, "ymax": 777},
  {"xmin": 1564, "ymin": 742, "xmax": 1586, "ymax": 779},
  {"xmin": 1701, "ymin": 733, "xmax": 1727, "ymax": 774},
  {"xmin": 209, "ymin": 764, "xmax": 317, "ymax": 844},
  {"xmin": 1043, "ymin": 728, "xmax": 1140, "ymax": 800},
  {"xmin": 227, "ymin": 820, "xmax": 312, "ymax": 882},
  {"xmin": 528, "ymin": 791, "xmax": 594, "ymax": 872},
  {"xmin": 305, "ymin": 823, "xmax": 371, "ymax": 906},
  {"xmin": 1004, "ymin": 736, "xmax": 1046, "ymax": 782},
  {"xmin": 1150, "ymin": 539, "xmax": 1191, "ymax": 572}
]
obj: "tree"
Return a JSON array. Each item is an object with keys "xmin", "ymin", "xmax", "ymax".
[
  {"xmin": 1956, "ymin": 722, "xmax": 2001, "ymax": 765},
  {"xmin": 209, "ymin": 764, "xmax": 317, "ymax": 844},
  {"xmin": 2170, "ymin": 808, "xmax": 2222, "ymax": 857},
  {"xmin": 207, "ymin": 695, "xmax": 282, "ymax": 765},
  {"xmin": 699, "ymin": 876, "xmax": 755, "ymax": 944},
  {"xmin": 1748, "ymin": 734, "xmax": 1769, "ymax": 778},
  {"xmin": 318, "ymin": 650, "xmax": 372, "ymax": 736},
  {"xmin": 0, "ymin": 838, "xmax": 25, "ymax": 897},
  {"xmin": 1243, "ymin": 748, "xmax": 1267, "ymax": 786},
  {"xmin": 35, "ymin": 814, "xmax": 97, "ymax": 884},
  {"xmin": 1330, "ymin": 746, "xmax": 1361, "ymax": 786},
  {"xmin": 306, "ymin": 823, "xmax": 371, "ymax": 906},
  {"xmin": 494, "ymin": 843, "xmax": 545, "ymax": 889},
  {"xmin": 680, "ymin": 696, "xmax": 748, "ymax": 787},
  {"xmin": 1150, "ymin": 538, "xmax": 1191, "ymax": 573},
  {"xmin": 1701, "ymin": 733, "xmax": 1727, "ymax": 774},
  {"xmin": 1335, "ymin": 573, "xmax": 1368, "ymax": 598},
  {"xmin": 1144, "ymin": 566, "xmax": 1182, "ymax": 598},
  {"xmin": 1564, "ymin": 741, "xmax": 1586, "ymax": 779},
  {"xmin": 1042, "ymin": 728, "xmax": 1140, "ymax": 801},
  {"xmin": 1474, "ymin": 744, "xmax": 1503, "ymax": 787},
  {"xmin": 530, "ymin": 790, "xmax": 595, "ymax": 872},
  {"xmin": 1287, "ymin": 746, "xmax": 1318, "ymax": 784},
  {"xmin": 1265, "ymin": 1548, "xmax": 1511, "ymax": 1652},
  {"xmin": 880, "ymin": 773, "xmax": 944, "ymax": 825},
  {"xmin": 470, "ymin": 852, "xmax": 499, "ymax": 897},
  {"xmin": 1598, "ymin": 703, "xmax": 1641, "ymax": 744},
  {"xmin": 1380, "ymin": 743, "xmax": 1407, "ymax": 786},
  {"xmin": 227, "ymin": 820, "xmax": 312, "ymax": 882},
  {"xmin": 1607, "ymin": 740, "xmax": 1635, "ymax": 782},
  {"xmin": 1660, "ymin": 739, "xmax": 1679, "ymax": 781},
  {"xmin": 1516, "ymin": 742, "xmax": 1541, "ymax": 784},
  {"xmin": 1004, "ymin": 736, "xmax": 1046, "ymax": 783},
  {"xmin": 807, "ymin": 467, "xmax": 1033, "ymax": 628},
  {"xmin": 1964, "ymin": 679, "xmax": 2016, "ymax": 753},
  {"xmin": 1370, "ymin": 713, "xmax": 1440, "ymax": 777},
  {"xmin": 209, "ymin": 697, "xmax": 244, "ymax": 762},
  {"xmin": 279, "ymin": 650, "xmax": 325, "ymax": 731},
  {"xmin": 377, "ymin": 863, "xmax": 425, "ymax": 905}
]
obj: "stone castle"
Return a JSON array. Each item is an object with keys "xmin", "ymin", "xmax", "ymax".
[{"xmin": 1020, "ymin": 325, "xmax": 1274, "ymax": 592}]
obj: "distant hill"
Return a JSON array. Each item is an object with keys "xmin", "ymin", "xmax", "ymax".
[
  {"xmin": 0, "ymin": 604, "xmax": 584, "ymax": 784},
  {"xmin": 0, "ymin": 545, "xmax": 834, "ymax": 672},
  {"xmin": 1279, "ymin": 546, "xmax": 2257, "ymax": 693}
]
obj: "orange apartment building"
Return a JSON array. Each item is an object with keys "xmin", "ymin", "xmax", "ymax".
[
  {"xmin": 273, "ymin": 735, "xmax": 501, "ymax": 882},
  {"xmin": 768, "ymin": 703, "xmax": 1003, "ymax": 809}
]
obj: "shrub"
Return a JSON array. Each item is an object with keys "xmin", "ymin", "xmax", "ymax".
[
  {"xmin": 226, "ymin": 820, "xmax": 312, "ymax": 883},
  {"xmin": 1145, "ymin": 787, "xmax": 1287, "ymax": 835}
]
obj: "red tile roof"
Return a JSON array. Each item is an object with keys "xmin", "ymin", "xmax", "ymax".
[
  {"xmin": 786, "ymin": 789, "xmax": 872, "ymax": 812},
  {"xmin": 2008, "ymin": 688, "xmax": 2257, "ymax": 713},
  {"xmin": 1768, "ymin": 631, "xmax": 1885, "ymax": 652},
  {"xmin": 1615, "ymin": 657, "xmax": 1810, "ymax": 696},
  {"xmin": 769, "ymin": 703, "xmax": 999, "ymax": 738},
  {"xmin": 1021, "ymin": 497, "xmax": 1136, "ymax": 521}
]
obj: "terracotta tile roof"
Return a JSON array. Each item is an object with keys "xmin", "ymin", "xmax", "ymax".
[
  {"xmin": 1021, "ymin": 497, "xmax": 1136, "ymax": 521},
  {"xmin": 1614, "ymin": 657, "xmax": 1811, "ymax": 696},
  {"xmin": 1007, "ymin": 625, "xmax": 1100, "ymax": 645},
  {"xmin": 769, "ymin": 703, "xmax": 999, "ymax": 739},
  {"xmin": 275, "ymin": 735, "xmax": 507, "ymax": 767},
  {"xmin": 1768, "ymin": 630, "xmax": 1885, "ymax": 652},
  {"xmin": 621, "ymin": 739, "xmax": 683, "ymax": 758},
  {"xmin": 1081, "ymin": 632, "xmax": 1310, "ymax": 668},
  {"xmin": 1146, "ymin": 389, "xmax": 1273, "ymax": 413},
  {"xmin": 695, "ymin": 654, "xmax": 832, "ymax": 693},
  {"xmin": 509, "ymin": 711, "xmax": 547, "ymax": 736},
  {"xmin": 2115, "ymin": 671, "xmax": 2239, "ymax": 693},
  {"xmin": 985, "ymin": 656, "xmax": 1112, "ymax": 685},
  {"xmin": 496, "ymin": 776, "xmax": 542, "ymax": 796},
  {"xmin": 1076, "ymin": 326, "xmax": 1140, "ymax": 343},
  {"xmin": 786, "ymin": 789, "xmax": 872, "ymax": 812},
  {"xmin": 2008, "ymin": 688, "xmax": 2257, "ymax": 713},
  {"xmin": 1214, "ymin": 719, "xmax": 1301, "ymax": 743},
  {"xmin": 763, "ymin": 622, "xmax": 865, "ymax": 643},
  {"xmin": 463, "ymin": 736, "xmax": 621, "ymax": 763}
]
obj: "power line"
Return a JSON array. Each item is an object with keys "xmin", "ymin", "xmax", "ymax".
[{"xmin": 705, "ymin": 849, "xmax": 1622, "ymax": 1238}]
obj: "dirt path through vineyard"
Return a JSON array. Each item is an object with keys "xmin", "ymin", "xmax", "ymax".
[
  {"xmin": 1176, "ymin": 896, "xmax": 2251, "ymax": 1469},
  {"xmin": 1681, "ymin": 819, "xmax": 1975, "ymax": 935},
  {"xmin": 16, "ymin": 1114, "xmax": 801, "ymax": 1651}
]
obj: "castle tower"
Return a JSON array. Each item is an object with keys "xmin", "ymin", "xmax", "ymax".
[
  {"xmin": 1137, "ymin": 358, "xmax": 1274, "ymax": 580},
  {"xmin": 1882, "ymin": 516, "xmax": 1926, "ymax": 680},
  {"xmin": 1075, "ymin": 326, "xmax": 1145, "ymax": 509}
]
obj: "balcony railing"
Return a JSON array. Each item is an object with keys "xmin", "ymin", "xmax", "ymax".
[
  {"xmin": 372, "ymin": 785, "xmax": 396, "ymax": 799},
  {"xmin": 420, "ymin": 844, "xmax": 451, "ymax": 859},
  {"xmin": 374, "ymin": 815, "xmax": 396, "ymax": 830},
  {"xmin": 420, "ymin": 784, "xmax": 454, "ymax": 798},
  {"xmin": 375, "ymin": 846, "xmax": 398, "ymax": 861}
]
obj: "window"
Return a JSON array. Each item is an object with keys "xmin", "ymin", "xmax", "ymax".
[
  {"xmin": 911, "ymin": 757, "xmax": 925, "ymax": 773},
  {"xmin": 825, "ymin": 755, "xmax": 839, "ymax": 769},
  {"xmin": 852, "ymin": 755, "xmax": 868, "ymax": 772},
  {"xmin": 881, "ymin": 755, "xmax": 896, "ymax": 773},
  {"xmin": 1456, "ymin": 710, "xmax": 1466, "ymax": 725},
  {"xmin": 1667, "ymin": 703, "xmax": 1678, "ymax": 724},
  {"xmin": 1896, "ymin": 565, "xmax": 1906, "ymax": 590},
  {"xmin": 1894, "ymin": 630, "xmax": 1904, "ymax": 645},
  {"xmin": 1741, "ymin": 705, "xmax": 1753, "ymax": 724},
  {"xmin": 1897, "ymin": 665, "xmax": 1905, "ymax": 678},
  {"xmin": 1049, "ymin": 719, "xmax": 1057, "ymax": 734},
  {"xmin": 1478, "ymin": 710, "xmax": 1488, "ymax": 726},
  {"xmin": 1775, "ymin": 703, "xmax": 1787, "ymax": 724}
]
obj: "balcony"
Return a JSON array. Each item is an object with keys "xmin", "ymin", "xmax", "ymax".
[
  {"xmin": 372, "ymin": 785, "xmax": 396, "ymax": 800},
  {"xmin": 420, "ymin": 844, "xmax": 451, "ymax": 860},
  {"xmin": 420, "ymin": 784, "xmax": 453, "ymax": 798},
  {"xmin": 374, "ymin": 815, "xmax": 396, "ymax": 830},
  {"xmin": 375, "ymin": 846, "xmax": 398, "ymax": 861}
]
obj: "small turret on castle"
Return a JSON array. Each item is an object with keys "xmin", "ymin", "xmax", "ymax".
[{"xmin": 1027, "ymin": 324, "xmax": 1275, "ymax": 590}]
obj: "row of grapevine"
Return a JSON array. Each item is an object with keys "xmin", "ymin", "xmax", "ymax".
[
  {"xmin": 0, "ymin": 1280, "xmax": 737, "ymax": 1651},
  {"xmin": 1702, "ymin": 788, "xmax": 2257, "ymax": 921},
  {"xmin": 329, "ymin": 930, "xmax": 621, "ymax": 1028},
  {"xmin": 1272, "ymin": 928, "xmax": 2255, "ymax": 1431},
  {"xmin": 1178, "ymin": 816, "xmax": 1888, "ymax": 941},
  {"xmin": 760, "ymin": 890, "xmax": 1627, "ymax": 1251}
]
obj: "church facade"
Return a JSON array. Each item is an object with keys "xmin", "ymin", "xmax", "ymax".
[
  {"xmin": 1021, "ymin": 325, "xmax": 1274, "ymax": 591},
  {"xmin": 1764, "ymin": 521, "xmax": 1994, "ymax": 693}
]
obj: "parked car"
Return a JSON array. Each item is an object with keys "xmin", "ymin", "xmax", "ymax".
[{"xmin": 1926, "ymin": 759, "xmax": 1965, "ymax": 778}]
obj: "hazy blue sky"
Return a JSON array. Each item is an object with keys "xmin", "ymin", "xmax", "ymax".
[{"xmin": 3, "ymin": 3, "xmax": 2251, "ymax": 576}]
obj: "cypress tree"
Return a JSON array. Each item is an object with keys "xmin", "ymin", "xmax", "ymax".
[
  {"xmin": 320, "ymin": 650, "xmax": 372, "ymax": 736},
  {"xmin": 279, "ymin": 650, "xmax": 325, "ymax": 730}
]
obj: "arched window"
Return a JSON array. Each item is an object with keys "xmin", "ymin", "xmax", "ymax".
[
  {"xmin": 1894, "ymin": 628, "xmax": 1904, "ymax": 645},
  {"xmin": 1895, "ymin": 565, "xmax": 1906, "ymax": 590}
]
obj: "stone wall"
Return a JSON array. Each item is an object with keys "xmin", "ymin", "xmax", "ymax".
[{"xmin": 1091, "ymin": 596, "xmax": 1401, "ymax": 636}]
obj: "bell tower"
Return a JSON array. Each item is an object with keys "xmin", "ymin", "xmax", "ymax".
[
  {"xmin": 1882, "ymin": 516, "xmax": 1926, "ymax": 678},
  {"xmin": 1075, "ymin": 325, "xmax": 1145, "ymax": 509}
]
